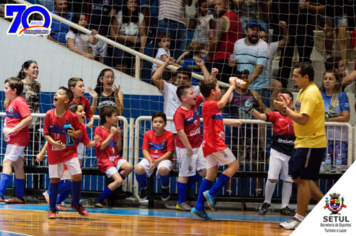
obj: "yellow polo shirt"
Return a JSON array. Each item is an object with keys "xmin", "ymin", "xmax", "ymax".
[{"xmin": 294, "ymin": 83, "xmax": 327, "ymax": 148}]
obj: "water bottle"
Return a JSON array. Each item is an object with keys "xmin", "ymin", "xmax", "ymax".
[
  {"xmin": 336, "ymin": 154, "xmax": 342, "ymax": 173},
  {"xmin": 64, "ymin": 121, "xmax": 74, "ymax": 146},
  {"xmin": 3, "ymin": 121, "xmax": 10, "ymax": 142},
  {"xmin": 229, "ymin": 77, "xmax": 248, "ymax": 89},
  {"xmin": 324, "ymin": 154, "xmax": 331, "ymax": 173}
]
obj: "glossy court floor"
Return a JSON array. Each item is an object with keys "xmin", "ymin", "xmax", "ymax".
[{"xmin": 0, "ymin": 203, "xmax": 294, "ymax": 236}]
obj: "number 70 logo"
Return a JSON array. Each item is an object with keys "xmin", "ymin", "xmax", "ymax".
[{"xmin": 5, "ymin": 4, "xmax": 52, "ymax": 36}]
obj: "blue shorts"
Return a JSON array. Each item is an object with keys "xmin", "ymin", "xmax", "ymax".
[
  {"xmin": 323, "ymin": 15, "xmax": 348, "ymax": 28},
  {"xmin": 288, "ymin": 148, "xmax": 326, "ymax": 181}
]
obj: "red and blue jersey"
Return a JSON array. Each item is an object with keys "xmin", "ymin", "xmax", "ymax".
[
  {"xmin": 70, "ymin": 96, "xmax": 93, "ymax": 119},
  {"xmin": 5, "ymin": 96, "xmax": 31, "ymax": 146},
  {"xmin": 173, "ymin": 95, "xmax": 203, "ymax": 149},
  {"xmin": 142, "ymin": 130, "xmax": 175, "ymax": 160},
  {"xmin": 94, "ymin": 126, "xmax": 122, "ymax": 173},
  {"xmin": 43, "ymin": 109, "xmax": 81, "ymax": 165},
  {"xmin": 75, "ymin": 123, "xmax": 90, "ymax": 146},
  {"xmin": 202, "ymin": 100, "xmax": 227, "ymax": 156}
]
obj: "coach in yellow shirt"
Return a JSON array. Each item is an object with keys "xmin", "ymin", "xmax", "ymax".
[{"xmin": 274, "ymin": 62, "xmax": 327, "ymax": 230}]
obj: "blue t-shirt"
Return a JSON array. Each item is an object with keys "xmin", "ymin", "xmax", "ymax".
[
  {"xmin": 50, "ymin": 11, "xmax": 74, "ymax": 44},
  {"xmin": 178, "ymin": 57, "xmax": 206, "ymax": 85}
]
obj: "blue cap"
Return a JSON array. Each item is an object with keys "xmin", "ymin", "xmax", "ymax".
[{"xmin": 247, "ymin": 19, "xmax": 261, "ymax": 28}]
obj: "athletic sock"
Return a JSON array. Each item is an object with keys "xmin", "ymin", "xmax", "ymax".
[
  {"xmin": 195, "ymin": 179, "xmax": 213, "ymax": 211},
  {"xmin": 177, "ymin": 182, "xmax": 187, "ymax": 204},
  {"xmin": 160, "ymin": 173, "xmax": 170, "ymax": 188},
  {"xmin": 135, "ymin": 173, "xmax": 147, "ymax": 189},
  {"xmin": 281, "ymin": 182, "xmax": 292, "ymax": 208},
  {"xmin": 57, "ymin": 181, "xmax": 72, "ymax": 204},
  {"xmin": 15, "ymin": 179, "xmax": 25, "ymax": 199},
  {"xmin": 209, "ymin": 174, "xmax": 230, "ymax": 198},
  {"xmin": 0, "ymin": 173, "xmax": 11, "ymax": 196},
  {"xmin": 71, "ymin": 180, "xmax": 81, "ymax": 206},
  {"xmin": 265, "ymin": 181, "xmax": 276, "ymax": 204},
  {"xmin": 119, "ymin": 172, "xmax": 125, "ymax": 180},
  {"xmin": 98, "ymin": 187, "xmax": 112, "ymax": 201},
  {"xmin": 49, "ymin": 182, "xmax": 60, "ymax": 209},
  {"xmin": 295, "ymin": 213, "xmax": 305, "ymax": 221},
  {"xmin": 187, "ymin": 172, "xmax": 202, "ymax": 188}
]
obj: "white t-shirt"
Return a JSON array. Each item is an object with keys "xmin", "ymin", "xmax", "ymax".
[
  {"xmin": 160, "ymin": 80, "xmax": 200, "ymax": 133},
  {"xmin": 268, "ymin": 41, "xmax": 278, "ymax": 80},
  {"xmin": 115, "ymin": 11, "xmax": 144, "ymax": 36},
  {"xmin": 158, "ymin": 0, "xmax": 186, "ymax": 25},
  {"xmin": 65, "ymin": 30, "xmax": 91, "ymax": 53},
  {"xmin": 192, "ymin": 14, "xmax": 213, "ymax": 45},
  {"xmin": 152, "ymin": 48, "xmax": 170, "ymax": 73}
]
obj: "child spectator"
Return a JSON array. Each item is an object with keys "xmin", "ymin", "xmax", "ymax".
[
  {"xmin": 174, "ymin": 85, "xmax": 207, "ymax": 211},
  {"xmin": 66, "ymin": 13, "xmax": 98, "ymax": 60},
  {"xmin": 0, "ymin": 78, "xmax": 32, "ymax": 204},
  {"xmin": 93, "ymin": 106, "xmax": 133, "ymax": 207},
  {"xmin": 177, "ymin": 41, "xmax": 207, "ymax": 85},
  {"xmin": 68, "ymin": 77, "xmax": 94, "ymax": 128},
  {"xmin": 43, "ymin": 87, "xmax": 88, "ymax": 219},
  {"xmin": 152, "ymin": 32, "xmax": 179, "ymax": 74},
  {"xmin": 135, "ymin": 112, "xmax": 175, "ymax": 201}
]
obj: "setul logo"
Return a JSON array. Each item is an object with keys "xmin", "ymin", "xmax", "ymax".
[{"xmin": 324, "ymin": 193, "xmax": 347, "ymax": 215}]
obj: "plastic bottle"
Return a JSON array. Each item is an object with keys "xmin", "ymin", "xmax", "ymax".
[
  {"xmin": 324, "ymin": 154, "xmax": 331, "ymax": 173},
  {"xmin": 229, "ymin": 77, "xmax": 248, "ymax": 89},
  {"xmin": 336, "ymin": 154, "xmax": 342, "ymax": 173},
  {"xmin": 64, "ymin": 121, "xmax": 74, "ymax": 146},
  {"xmin": 3, "ymin": 121, "xmax": 10, "ymax": 142}
]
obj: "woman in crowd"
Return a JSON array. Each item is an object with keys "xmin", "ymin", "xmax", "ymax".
[{"xmin": 110, "ymin": 0, "xmax": 147, "ymax": 75}]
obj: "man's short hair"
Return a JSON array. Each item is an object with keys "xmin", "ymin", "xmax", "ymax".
[
  {"xmin": 294, "ymin": 62, "xmax": 314, "ymax": 81},
  {"xmin": 4, "ymin": 77, "xmax": 23, "ymax": 96},
  {"xmin": 176, "ymin": 84, "xmax": 193, "ymax": 101},
  {"xmin": 58, "ymin": 86, "xmax": 74, "ymax": 104},
  {"xmin": 199, "ymin": 79, "xmax": 217, "ymax": 98},
  {"xmin": 157, "ymin": 32, "xmax": 170, "ymax": 43},
  {"xmin": 152, "ymin": 111, "xmax": 167, "ymax": 123},
  {"xmin": 68, "ymin": 77, "xmax": 83, "ymax": 89},
  {"xmin": 281, "ymin": 89, "xmax": 293, "ymax": 101},
  {"xmin": 99, "ymin": 106, "xmax": 117, "ymax": 124},
  {"xmin": 176, "ymin": 67, "xmax": 192, "ymax": 81},
  {"xmin": 325, "ymin": 56, "xmax": 342, "ymax": 71}
]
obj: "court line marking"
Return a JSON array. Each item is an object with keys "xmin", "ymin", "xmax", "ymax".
[
  {"xmin": 0, "ymin": 230, "xmax": 33, "ymax": 236},
  {"xmin": 80, "ymin": 227, "xmax": 100, "ymax": 230},
  {"xmin": 14, "ymin": 224, "xmax": 34, "ymax": 227},
  {"xmin": 147, "ymin": 231, "xmax": 167, "ymax": 233},
  {"xmin": 48, "ymin": 226, "xmax": 67, "ymax": 228},
  {"xmin": 181, "ymin": 233, "xmax": 202, "ymax": 235},
  {"xmin": 114, "ymin": 229, "xmax": 133, "ymax": 232}
]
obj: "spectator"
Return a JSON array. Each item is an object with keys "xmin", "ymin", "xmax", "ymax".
[
  {"xmin": 66, "ymin": 13, "xmax": 98, "ymax": 60},
  {"xmin": 207, "ymin": 0, "xmax": 242, "ymax": 84},
  {"xmin": 151, "ymin": 57, "xmax": 209, "ymax": 133},
  {"xmin": 88, "ymin": 69, "xmax": 124, "ymax": 116},
  {"xmin": 325, "ymin": 56, "xmax": 347, "ymax": 83},
  {"xmin": 229, "ymin": 20, "xmax": 270, "ymax": 104},
  {"xmin": 26, "ymin": 0, "xmax": 54, "ymax": 11},
  {"xmin": 49, "ymin": 0, "xmax": 74, "ymax": 46},
  {"xmin": 156, "ymin": 0, "xmax": 193, "ymax": 60},
  {"xmin": 232, "ymin": 0, "xmax": 268, "ymax": 39},
  {"xmin": 342, "ymin": 70, "xmax": 356, "ymax": 113},
  {"xmin": 272, "ymin": 0, "xmax": 316, "ymax": 88},
  {"xmin": 3, "ymin": 61, "xmax": 43, "ymax": 189},
  {"xmin": 259, "ymin": 21, "xmax": 288, "ymax": 110},
  {"xmin": 110, "ymin": 0, "xmax": 147, "ymax": 75},
  {"xmin": 321, "ymin": 70, "xmax": 350, "ymax": 171},
  {"xmin": 177, "ymin": 41, "xmax": 207, "ymax": 85},
  {"xmin": 189, "ymin": 0, "xmax": 214, "ymax": 52},
  {"xmin": 85, "ymin": 0, "xmax": 120, "ymax": 63}
]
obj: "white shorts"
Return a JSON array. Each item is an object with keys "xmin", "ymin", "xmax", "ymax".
[
  {"xmin": 105, "ymin": 159, "xmax": 128, "ymax": 178},
  {"xmin": 206, "ymin": 148, "xmax": 236, "ymax": 169},
  {"xmin": 136, "ymin": 159, "xmax": 172, "ymax": 178},
  {"xmin": 268, "ymin": 148, "xmax": 293, "ymax": 182},
  {"xmin": 5, "ymin": 144, "xmax": 26, "ymax": 162},
  {"xmin": 176, "ymin": 146, "xmax": 206, "ymax": 177},
  {"xmin": 49, "ymin": 158, "xmax": 82, "ymax": 179},
  {"xmin": 90, "ymin": 40, "xmax": 108, "ymax": 57},
  {"xmin": 61, "ymin": 170, "xmax": 72, "ymax": 180},
  {"xmin": 77, "ymin": 143, "xmax": 84, "ymax": 160}
]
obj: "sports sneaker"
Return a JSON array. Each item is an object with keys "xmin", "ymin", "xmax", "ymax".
[
  {"xmin": 191, "ymin": 207, "xmax": 212, "ymax": 221},
  {"xmin": 279, "ymin": 217, "xmax": 302, "ymax": 230},
  {"xmin": 5, "ymin": 196, "xmax": 25, "ymax": 204},
  {"xmin": 71, "ymin": 203, "xmax": 89, "ymax": 216},
  {"xmin": 186, "ymin": 188, "xmax": 197, "ymax": 201},
  {"xmin": 280, "ymin": 206, "xmax": 296, "ymax": 216},
  {"xmin": 56, "ymin": 204, "xmax": 69, "ymax": 211},
  {"xmin": 139, "ymin": 187, "xmax": 147, "ymax": 201},
  {"xmin": 258, "ymin": 201, "xmax": 271, "ymax": 215},
  {"xmin": 93, "ymin": 198, "xmax": 105, "ymax": 208},
  {"xmin": 203, "ymin": 190, "xmax": 216, "ymax": 211},
  {"xmin": 161, "ymin": 187, "xmax": 170, "ymax": 201},
  {"xmin": 43, "ymin": 191, "xmax": 49, "ymax": 204},
  {"xmin": 48, "ymin": 209, "xmax": 58, "ymax": 219},
  {"xmin": 0, "ymin": 196, "xmax": 4, "ymax": 202},
  {"xmin": 176, "ymin": 202, "xmax": 192, "ymax": 211}
]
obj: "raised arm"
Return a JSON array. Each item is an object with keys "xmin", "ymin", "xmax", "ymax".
[
  {"xmin": 208, "ymin": 16, "xmax": 228, "ymax": 61},
  {"xmin": 217, "ymin": 78, "xmax": 235, "ymax": 109},
  {"xmin": 139, "ymin": 19, "xmax": 147, "ymax": 54},
  {"xmin": 151, "ymin": 57, "xmax": 175, "ymax": 91},
  {"xmin": 277, "ymin": 21, "xmax": 290, "ymax": 49},
  {"xmin": 342, "ymin": 70, "xmax": 356, "ymax": 87}
]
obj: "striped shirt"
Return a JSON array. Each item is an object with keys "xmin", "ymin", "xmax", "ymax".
[
  {"xmin": 158, "ymin": 0, "xmax": 186, "ymax": 25},
  {"xmin": 232, "ymin": 38, "xmax": 270, "ymax": 90}
]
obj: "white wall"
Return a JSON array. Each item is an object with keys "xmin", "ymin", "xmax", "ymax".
[{"xmin": 0, "ymin": 18, "xmax": 160, "ymax": 96}]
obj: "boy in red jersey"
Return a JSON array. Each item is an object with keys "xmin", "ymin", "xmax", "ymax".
[
  {"xmin": 173, "ymin": 84, "xmax": 207, "ymax": 211},
  {"xmin": 43, "ymin": 86, "xmax": 88, "ymax": 219},
  {"xmin": 93, "ymin": 106, "xmax": 133, "ymax": 207},
  {"xmin": 135, "ymin": 112, "xmax": 175, "ymax": 201},
  {"xmin": 245, "ymin": 90, "xmax": 296, "ymax": 216},
  {"xmin": 191, "ymin": 77, "xmax": 242, "ymax": 220},
  {"xmin": 68, "ymin": 77, "xmax": 94, "ymax": 128},
  {"xmin": 0, "ymin": 78, "xmax": 32, "ymax": 204}
]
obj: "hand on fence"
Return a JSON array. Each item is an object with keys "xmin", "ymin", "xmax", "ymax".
[
  {"xmin": 87, "ymin": 87, "xmax": 97, "ymax": 98},
  {"xmin": 86, "ymin": 122, "xmax": 94, "ymax": 129},
  {"xmin": 244, "ymin": 99, "xmax": 255, "ymax": 113},
  {"xmin": 90, "ymin": 29, "xmax": 98, "ymax": 36},
  {"xmin": 231, "ymin": 120, "xmax": 243, "ymax": 127},
  {"xmin": 167, "ymin": 57, "xmax": 176, "ymax": 66}
]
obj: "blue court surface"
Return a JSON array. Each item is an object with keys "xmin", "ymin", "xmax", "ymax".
[
  {"xmin": 0, "ymin": 231, "xmax": 31, "ymax": 236},
  {"xmin": 0, "ymin": 204, "xmax": 289, "ymax": 223}
]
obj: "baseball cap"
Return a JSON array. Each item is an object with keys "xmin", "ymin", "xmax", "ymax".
[{"xmin": 247, "ymin": 19, "xmax": 262, "ymax": 29}]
